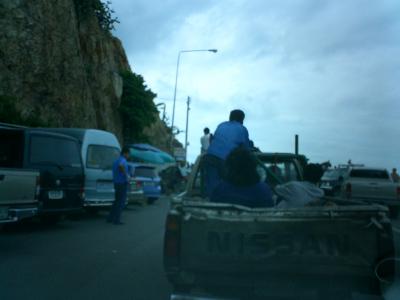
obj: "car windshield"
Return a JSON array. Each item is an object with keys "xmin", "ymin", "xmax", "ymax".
[{"xmin": 322, "ymin": 169, "xmax": 342, "ymax": 180}]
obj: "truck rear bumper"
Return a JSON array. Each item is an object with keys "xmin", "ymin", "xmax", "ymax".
[
  {"xmin": 0, "ymin": 207, "xmax": 38, "ymax": 224},
  {"xmin": 83, "ymin": 199, "xmax": 113, "ymax": 207}
]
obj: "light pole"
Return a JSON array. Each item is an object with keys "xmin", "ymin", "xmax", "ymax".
[
  {"xmin": 184, "ymin": 96, "xmax": 191, "ymax": 162},
  {"xmin": 170, "ymin": 49, "xmax": 218, "ymax": 145}
]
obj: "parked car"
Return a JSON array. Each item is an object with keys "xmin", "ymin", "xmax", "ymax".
[
  {"xmin": 128, "ymin": 163, "xmax": 161, "ymax": 204},
  {"xmin": 0, "ymin": 128, "xmax": 40, "ymax": 223},
  {"xmin": 0, "ymin": 127, "xmax": 84, "ymax": 222},
  {"xmin": 319, "ymin": 168, "xmax": 349, "ymax": 196},
  {"xmin": 341, "ymin": 167, "xmax": 400, "ymax": 217},
  {"xmin": 42, "ymin": 128, "xmax": 121, "ymax": 210}
]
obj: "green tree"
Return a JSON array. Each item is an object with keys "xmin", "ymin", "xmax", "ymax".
[
  {"xmin": 73, "ymin": 0, "xmax": 119, "ymax": 32},
  {"xmin": 119, "ymin": 71, "xmax": 158, "ymax": 142}
]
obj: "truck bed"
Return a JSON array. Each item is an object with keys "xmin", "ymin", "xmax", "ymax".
[{"xmin": 165, "ymin": 199, "xmax": 394, "ymax": 298}]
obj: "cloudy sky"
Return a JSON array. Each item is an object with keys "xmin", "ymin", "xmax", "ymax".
[{"xmin": 111, "ymin": 0, "xmax": 400, "ymax": 168}]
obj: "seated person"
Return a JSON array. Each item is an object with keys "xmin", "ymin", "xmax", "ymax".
[
  {"xmin": 275, "ymin": 163, "xmax": 324, "ymax": 208},
  {"xmin": 210, "ymin": 147, "xmax": 274, "ymax": 208}
]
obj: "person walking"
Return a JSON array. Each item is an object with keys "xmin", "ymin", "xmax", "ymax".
[
  {"xmin": 200, "ymin": 127, "xmax": 211, "ymax": 154},
  {"xmin": 107, "ymin": 146, "xmax": 130, "ymax": 225},
  {"xmin": 203, "ymin": 109, "xmax": 250, "ymax": 197}
]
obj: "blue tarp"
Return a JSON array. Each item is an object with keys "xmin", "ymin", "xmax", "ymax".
[{"xmin": 127, "ymin": 144, "xmax": 175, "ymax": 165}]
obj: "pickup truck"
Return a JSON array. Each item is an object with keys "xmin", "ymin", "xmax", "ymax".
[
  {"xmin": 342, "ymin": 167, "xmax": 400, "ymax": 217},
  {"xmin": 164, "ymin": 153, "xmax": 395, "ymax": 299},
  {"xmin": 0, "ymin": 169, "xmax": 40, "ymax": 223}
]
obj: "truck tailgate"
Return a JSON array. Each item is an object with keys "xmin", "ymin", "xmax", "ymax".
[
  {"xmin": 0, "ymin": 169, "xmax": 39, "ymax": 205},
  {"xmin": 173, "ymin": 203, "xmax": 393, "ymax": 295}
]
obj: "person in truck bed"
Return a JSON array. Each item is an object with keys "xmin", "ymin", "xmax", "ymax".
[
  {"xmin": 275, "ymin": 163, "xmax": 324, "ymax": 208},
  {"xmin": 210, "ymin": 147, "xmax": 274, "ymax": 208},
  {"xmin": 203, "ymin": 109, "xmax": 251, "ymax": 197}
]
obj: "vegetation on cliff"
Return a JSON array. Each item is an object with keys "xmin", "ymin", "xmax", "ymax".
[
  {"xmin": 73, "ymin": 0, "xmax": 119, "ymax": 31},
  {"xmin": 119, "ymin": 71, "xmax": 158, "ymax": 143}
]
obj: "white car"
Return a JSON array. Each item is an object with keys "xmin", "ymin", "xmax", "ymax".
[{"xmin": 341, "ymin": 167, "xmax": 400, "ymax": 216}]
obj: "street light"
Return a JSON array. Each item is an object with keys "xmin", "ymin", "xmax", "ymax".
[{"xmin": 170, "ymin": 49, "xmax": 218, "ymax": 145}]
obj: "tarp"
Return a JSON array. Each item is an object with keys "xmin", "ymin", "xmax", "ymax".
[{"xmin": 127, "ymin": 144, "xmax": 175, "ymax": 165}]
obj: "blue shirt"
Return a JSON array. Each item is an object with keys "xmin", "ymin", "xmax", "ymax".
[
  {"xmin": 211, "ymin": 181, "xmax": 274, "ymax": 208},
  {"xmin": 112, "ymin": 156, "xmax": 129, "ymax": 184},
  {"xmin": 207, "ymin": 121, "xmax": 250, "ymax": 160}
]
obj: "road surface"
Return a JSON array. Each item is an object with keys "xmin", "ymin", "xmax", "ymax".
[
  {"xmin": 2, "ymin": 198, "xmax": 400, "ymax": 300},
  {"xmin": 0, "ymin": 198, "xmax": 172, "ymax": 300}
]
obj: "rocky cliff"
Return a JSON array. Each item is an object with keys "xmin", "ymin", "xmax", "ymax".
[{"xmin": 0, "ymin": 0, "xmax": 131, "ymax": 140}]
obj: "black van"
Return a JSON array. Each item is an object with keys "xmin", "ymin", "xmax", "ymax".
[{"xmin": 0, "ymin": 127, "xmax": 84, "ymax": 219}]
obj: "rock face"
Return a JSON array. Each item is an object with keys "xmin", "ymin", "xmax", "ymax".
[{"xmin": 0, "ymin": 0, "xmax": 130, "ymax": 139}]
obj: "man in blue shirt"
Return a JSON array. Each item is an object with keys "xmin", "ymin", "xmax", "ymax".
[
  {"xmin": 107, "ymin": 146, "xmax": 130, "ymax": 225},
  {"xmin": 203, "ymin": 109, "xmax": 250, "ymax": 196}
]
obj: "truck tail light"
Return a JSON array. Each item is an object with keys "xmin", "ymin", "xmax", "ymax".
[
  {"xmin": 164, "ymin": 214, "xmax": 181, "ymax": 263},
  {"xmin": 346, "ymin": 183, "xmax": 352, "ymax": 198},
  {"xmin": 35, "ymin": 175, "xmax": 41, "ymax": 199}
]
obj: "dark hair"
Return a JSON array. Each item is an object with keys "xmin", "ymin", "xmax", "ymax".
[
  {"xmin": 303, "ymin": 164, "xmax": 324, "ymax": 184},
  {"xmin": 225, "ymin": 147, "xmax": 260, "ymax": 186},
  {"xmin": 229, "ymin": 109, "xmax": 245, "ymax": 124},
  {"xmin": 121, "ymin": 146, "xmax": 130, "ymax": 155},
  {"xmin": 204, "ymin": 127, "xmax": 210, "ymax": 134}
]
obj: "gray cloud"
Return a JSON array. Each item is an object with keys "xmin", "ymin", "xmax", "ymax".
[{"xmin": 111, "ymin": 0, "xmax": 400, "ymax": 168}]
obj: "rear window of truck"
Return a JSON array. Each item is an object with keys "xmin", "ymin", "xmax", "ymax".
[
  {"xmin": 29, "ymin": 135, "xmax": 81, "ymax": 167},
  {"xmin": 350, "ymin": 169, "xmax": 389, "ymax": 179}
]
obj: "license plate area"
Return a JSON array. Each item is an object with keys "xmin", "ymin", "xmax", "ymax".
[
  {"xmin": 48, "ymin": 191, "xmax": 64, "ymax": 199},
  {"xmin": 96, "ymin": 182, "xmax": 113, "ymax": 191}
]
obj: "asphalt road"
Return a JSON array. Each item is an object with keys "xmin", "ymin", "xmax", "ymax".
[
  {"xmin": 0, "ymin": 198, "xmax": 172, "ymax": 300},
  {"xmin": 2, "ymin": 199, "xmax": 400, "ymax": 300}
]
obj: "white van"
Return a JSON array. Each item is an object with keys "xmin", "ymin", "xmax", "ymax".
[{"xmin": 44, "ymin": 128, "xmax": 121, "ymax": 208}]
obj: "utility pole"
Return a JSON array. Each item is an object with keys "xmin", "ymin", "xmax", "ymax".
[{"xmin": 184, "ymin": 96, "xmax": 191, "ymax": 162}]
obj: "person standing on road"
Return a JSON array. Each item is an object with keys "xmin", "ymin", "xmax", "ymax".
[
  {"xmin": 391, "ymin": 168, "xmax": 399, "ymax": 183},
  {"xmin": 200, "ymin": 127, "xmax": 211, "ymax": 154},
  {"xmin": 107, "ymin": 146, "xmax": 130, "ymax": 225},
  {"xmin": 203, "ymin": 109, "xmax": 250, "ymax": 197}
]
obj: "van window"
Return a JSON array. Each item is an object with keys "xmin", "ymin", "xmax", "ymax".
[
  {"xmin": 0, "ymin": 129, "xmax": 24, "ymax": 168},
  {"xmin": 29, "ymin": 135, "xmax": 81, "ymax": 167},
  {"xmin": 86, "ymin": 145, "xmax": 120, "ymax": 170}
]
